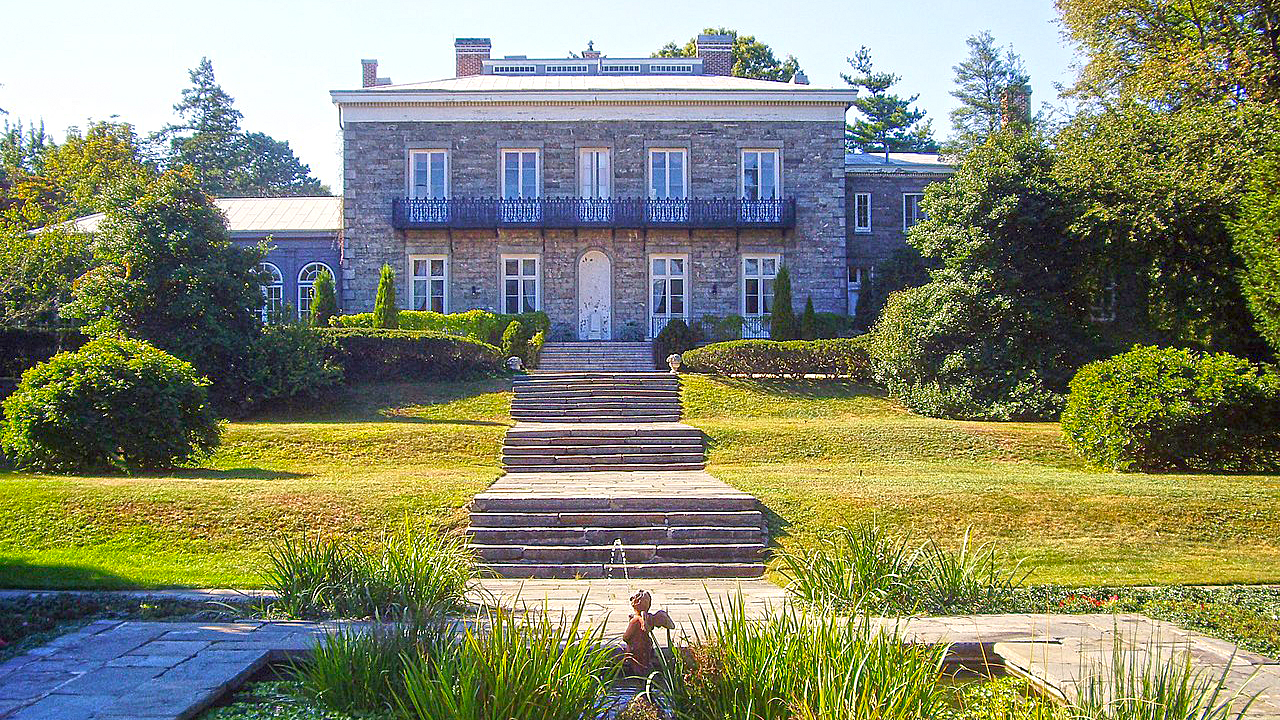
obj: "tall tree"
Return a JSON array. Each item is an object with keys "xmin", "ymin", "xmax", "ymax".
[
  {"xmin": 240, "ymin": 132, "xmax": 328, "ymax": 197},
  {"xmin": 1231, "ymin": 134, "xmax": 1280, "ymax": 353},
  {"xmin": 843, "ymin": 48, "xmax": 938, "ymax": 156},
  {"xmin": 1057, "ymin": 0, "xmax": 1280, "ymax": 106},
  {"xmin": 949, "ymin": 31, "xmax": 1031, "ymax": 150},
  {"xmin": 655, "ymin": 28, "xmax": 802, "ymax": 81}
]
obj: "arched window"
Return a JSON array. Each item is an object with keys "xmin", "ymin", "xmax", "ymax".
[
  {"xmin": 259, "ymin": 262, "xmax": 283, "ymax": 323},
  {"xmin": 298, "ymin": 262, "xmax": 333, "ymax": 322}
]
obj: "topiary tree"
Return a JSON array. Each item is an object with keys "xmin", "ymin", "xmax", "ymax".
[
  {"xmin": 769, "ymin": 266, "xmax": 798, "ymax": 341},
  {"xmin": 501, "ymin": 320, "xmax": 526, "ymax": 361},
  {"xmin": 800, "ymin": 297, "xmax": 818, "ymax": 340},
  {"xmin": 372, "ymin": 264, "xmax": 398, "ymax": 329},
  {"xmin": 0, "ymin": 337, "xmax": 221, "ymax": 472},
  {"xmin": 310, "ymin": 269, "xmax": 338, "ymax": 327}
]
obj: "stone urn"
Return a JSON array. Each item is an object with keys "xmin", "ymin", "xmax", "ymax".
[
  {"xmin": 506, "ymin": 356, "xmax": 524, "ymax": 372},
  {"xmin": 666, "ymin": 353, "xmax": 682, "ymax": 374}
]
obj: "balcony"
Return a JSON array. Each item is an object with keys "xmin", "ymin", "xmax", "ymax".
[{"xmin": 391, "ymin": 197, "xmax": 797, "ymax": 230}]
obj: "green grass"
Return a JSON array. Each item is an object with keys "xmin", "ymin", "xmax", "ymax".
[
  {"xmin": 682, "ymin": 376, "xmax": 1280, "ymax": 586},
  {"xmin": 0, "ymin": 380, "xmax": 511, "ymax": 589}
]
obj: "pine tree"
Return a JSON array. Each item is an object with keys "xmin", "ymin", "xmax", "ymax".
[
  {"xmin": 843, "ymin": 47, "xmax": 938, "ymax": 157},
  {"xmin": 372, "ymin": 264, "xmax": 399, "ymax": 329},
  {"xmin": 770, "ymin": 266, "xmax": 798, "ymax": 340},
  {"xmin": 310, "ymin": 269, "xmax": 338, "ymax": 327},
  {"xmin": 949, "ymin": 32, "xmax": 1030, "ymax": 152},
  {"xmin": 800, "ymin": 296, "xmax": 818, "ymax": 340},
  {"xmin": 162, "ymin": 58, "xmax": 245, "ymax": 196}
]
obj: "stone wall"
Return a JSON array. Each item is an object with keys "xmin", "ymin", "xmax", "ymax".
[
  {"xmin": 342, "ymin": 118, "xmax": 846, "ymax": 335},
  {"xmin": 844, "ymin": 172, "xmax": 948, "ymax": 270}
]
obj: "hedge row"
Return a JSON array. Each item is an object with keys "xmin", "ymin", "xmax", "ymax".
[
  {"xmin": 318, "ymin": 328, "xmax": 504, "ymax": 383},
  {"xmin": 681, "ymin": 338, "xmax": 872, "ymax": 380},
  {"xmin": 0, "ymin": 328, "xmax": 86, "ymax": 378},
  {"xmin": 332, "ymin": 309, "xmax": 549, "ymax": 345}
]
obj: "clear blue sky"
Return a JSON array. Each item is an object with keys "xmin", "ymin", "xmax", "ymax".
[{"xmin": 0, "ymin": 0, "xmax": 1076, "ymax": 191}]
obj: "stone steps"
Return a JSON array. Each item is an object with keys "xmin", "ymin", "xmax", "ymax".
[
  {"xmin": 470, "ymin": 543, "xmax": 765, "ymax": 563},
  {"xmin": 535, "ymin": 342, "xmax": 656, "ymax": 373},
  {"xmin": 481, "ymin": 562, "xmax": 765, "ymax": 579},
  {"xmin": 510, "ymin": 372, "xmax": 683, "ymax": 425},
  {"xmin": 468, "ymin": 510, "xmax": 763, "ymax": 528},
  {"xmin": 469, "ymin": 526, "xmax": 765, "ymax": 545}
]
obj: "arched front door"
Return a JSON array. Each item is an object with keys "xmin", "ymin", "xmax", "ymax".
[{"xmin": 578, "ymin": 251, "xmax": 612, "ymax": 340}]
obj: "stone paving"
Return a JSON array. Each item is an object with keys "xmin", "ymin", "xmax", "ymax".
[{"xmin": 1, "ymin": 581, "xmax": 1278, "ymax": 719}]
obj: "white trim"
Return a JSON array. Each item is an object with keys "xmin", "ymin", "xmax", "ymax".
[
  {"xmin": 259, "ymin": 262, "xmax": 283, "ymax": 323},
  {"xmin": 500, "ymin": 254, "xmax": 541, "ymax": 313},
  {"xmin": 500, "ymin": 149, "xmax": 541, "ymax": 199},
  {"xmin": 406, "ymin": 149, "xmax": 449, "ymax": 199},
  {"xmin": 648, "ymin": 253, "xmax": 689, "ymax": 338},
  {"xmin": 740, "ymin": 148, "xmax": 782, "ymax": 200},
  {"xmin": 648, "ymin": 148, "xmax": 689, "ymax": 200},
  {"xmin": 740, "ymin": 254, "xmax": 781, "ymax": 317},
  {"xmin": 408, "ymin": 254, "xmax": 449, "ymax": 314},
  {"xmin": 853, "ymin": 192, "xmax": 872, "ymax": 233},
  {"xmin": 903, "ymin": 193, "xmax": 924, "ymax": 233},
  {"xmin": 577, "ymin": 147, "xmax": 612, "ymax": 199},
  {"xmin": 337, "ymin": 103, "xmax": 849, "ymax": 124}
]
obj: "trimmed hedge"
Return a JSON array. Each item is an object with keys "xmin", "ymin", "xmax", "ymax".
[
  {"xmin": 332, "ymin": 309, "xmax": 548, "ymax": 343},
  {"xmin": 1, "ymin": 337, "xmax": 220, "ymax": 472},
  {"xmin": 0, "ymin": 328, "xmax": 86, "ymax": 378},
  {"xmin": 681, "ymin": 338, "xmax": 872, "ymax": 380},
  {"xmin": 318, "ymin": 328, "xmax": 503, "ymax": 382},
  {"xmin": 1061, "ymin": 345, "xmax": 1280, "ymax": 472}
]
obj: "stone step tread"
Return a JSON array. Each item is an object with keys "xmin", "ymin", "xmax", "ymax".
[
  {"xmin": 503, "ymin": 445, "xmax": 703, "ymax": 455},
  {"xmin": 502, "ymin": 464, "xmax": 705, "ymax": 473},
  {"xmin": 472, "ymin": 497, "xmax": 756, "ymax": 513},
  {"xmin": 503, "ymin": 459, "xmax": 705, "ymax": 468},
  {"xmin": 481, "ymin": 562, "xmax": 766, "ymax": 579},
  {"xmin": 467, "ymin": 531, "xmax": 765, "ymax": 547},
  {"xmin": 467, "ymin": 510, "xmax": 764, "ymax": 527},
  {"xmin": 471, "ymin": 545, "xmax": 765, "ymax": 562},
  {"xmin": 508, "ymin": 419, "xmax": 684, "ymax": 424}
]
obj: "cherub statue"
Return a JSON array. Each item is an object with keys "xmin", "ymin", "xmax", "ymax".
[{"xmin": 621, "ymin": 589, "xmax": 675, "ymax": 674}]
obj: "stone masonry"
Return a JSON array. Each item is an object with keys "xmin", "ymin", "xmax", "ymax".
[
  {"xmin": 341, "ymin": 119, "xmax": 847, "ymax": 338},
  {"xmin": 845, "ymin": 171, "xmax": 942, "ymax": 270}
]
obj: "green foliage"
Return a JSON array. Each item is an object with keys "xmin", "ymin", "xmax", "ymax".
[
  {"xmin": 0, "ymin": 328, "xmax": 85, "ymax": 378},
  {"xmin": 1061, "ymin": 345, "xmax": 1280, "ymax": 472},
  {"xmin": 778, "ymin": 522, "xmax": 1026, "ymax": 615},
  {"xmin": 242, "ymin": 323, "xmax": 342, "ymax": 408},
  {"xmin": 697, "ymin": 313, "xmax": 746, "ymax": 342},
  {"xmin": 843, "ymin": 47, "xmax": 938, "ymax": 154},
  {"xmin": 945, "ymin": 677, "xmax": 1061, "ymax": 720},
  {"xmin": 264, "ymin": 518, "xmax": 476, "ymax": 619},
  {"xmin": 309, "ymin": 270, "xmax": 337, "ymax": 328},
  {"xmin": 800, "ymin": 296, "xmax": 817, "ymax": 340},
  {"xmin": 499, "ymin": 320, "xmax": 525, "ymax": 360},
  {"xmin": 0, "ymin": 226, "xmax": 93, "ymax": 326},
  {"xmin": 526, "ymin": 330, "xmax": 545, "ymax": 369},
  {"xmin": 0, "ymin": 337, "xmax": 220, "ymax": 472},
  {"xmin": 852, "ymin": 246, "xmax": 931, "ymax": 331},
  {"xmin": 62, "ymin": 167, "xmax": 266, "ymax": 408},
  {"xmin": 654, "ymin": 28, "xmax": 802, "ymax": 81},
  {"xmin": 333, "ymin": 308, "xmax": 550, "ymax": 345},
  {"xmin": 290, "ymin": 623, "xmax": 420, "ymax": 716},
  {"xmin": 318, "ymin": 328, "xmax": 503, "ymax": 382},
  {"xmin": 203, "ymin": 681, "xmax": 360, "ymax": 720},
  {"xmin": 657, "ymin": 594, "xmax": 953, "ymax": 720},
  {"xmin": 768, "ymin": 265, "xmax": 797, "ymax": 340},
  {"xmin": 1230, "ymin": 136, "xmax": 1280, "ymax": 353},
  {"xmin": 681, "ymin": 338, "xmax": 871, "ymax": 380},
  {"xmin": 397, "ymin": 600, "xmax": 617, "ymax": 720},
  {"xmin": 371, "ymin": 264, "xmax": 398, "ymax": 329},
  {"xmin": 948, "ymin": 31, "xmax": 1031, "ymax": 151},
  {"xmin": 654, "ymin": 318, "xmax": 699, "ymax": 367}
]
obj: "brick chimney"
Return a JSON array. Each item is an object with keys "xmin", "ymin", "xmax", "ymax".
[
  {"xmin": 582, "ymin": 41, "xmax": 601, "ymax": 60},
  {"xmin": 455, "ymin": 38, "xmax": 492, "ymax": 77},
  {"xmin": 361, "ymin": 59, "xmax": 378, "ymax": 88},
  {"xmin": 1000, "ymin": 83, "xmax": 1032, "ymax": 129},
  {"xmin": 696, "ymin": 34, "xmax": 734, "ymax": 76}
]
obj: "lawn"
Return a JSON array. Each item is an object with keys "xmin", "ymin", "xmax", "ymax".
[
  {"xmin": 682, "ymin": 376, "xmax": 1280, "ymax": 586},
  {"xmin": 2, "ymin": 375, "xmax": 1277, "ymax": 589},
  {"xmin": 0, "ymin": 380, "xmax": 511, "ymax": 589}
]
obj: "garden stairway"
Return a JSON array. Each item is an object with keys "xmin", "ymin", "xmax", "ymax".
[
  {"xmin": 467, "ymin": 372, "xmax": 768, "ymax": 579},
  {"xmin": 535, "ymin": 341, "xmax": 655, "ymax": 373}
]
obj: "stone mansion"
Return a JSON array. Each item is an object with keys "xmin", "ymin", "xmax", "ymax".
[{"xmin": 95, "ymin": 37, "xmax": 950, "ymax": 339}]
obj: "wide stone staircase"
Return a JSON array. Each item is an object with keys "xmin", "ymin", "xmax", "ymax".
[
  {"xmin": 467, "ymin": 348, "xmax": 767, "ymax": 579},
  {"xmin": 537, "ymin": 341, "xmax": 655, "ymax": 373}
]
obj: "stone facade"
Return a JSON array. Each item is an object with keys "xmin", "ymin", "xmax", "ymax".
[
  {"xmin": 844, "ymin": 171, "xmax": 946, "ymax": 270},
  {"xmin": 341, "ymin": 119, "xmax": 847, "ymax": 339}
]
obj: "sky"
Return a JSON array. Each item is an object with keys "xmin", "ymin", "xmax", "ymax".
[{"xmin": 0, "ymin": 0, "xmax": 1079, "ymax": 191}]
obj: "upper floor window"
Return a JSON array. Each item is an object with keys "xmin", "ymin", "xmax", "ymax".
[
  {"xmin": 297, "ymin": 261, "xmax": 333, "ymax": 322},
  {"xmin": 410, "ymin": 150, "xmax": 448, "ymax": 199},
  {"xmin": 854, "ymin": 192, "xmax": 872, "ymax": 233},
  {"xmin": 578, "ymin": 148, "xmax": 611, "ymax": 199},
  {"xmin": 502, "ymin": 255, "xmax": 540, "ymax": 313},
  {"xmin": 903, "ymin": 193, "xmax": 925, "ymax": 232},
  {"xmin": 502, "ymin": 150, "xmax": 540, "ymax": 199},
  {"xmin": 411, "ymin": 255, "xmax": 448, "ymax": 313},
  {"xmin": 741, "ymin": 150, "xmax": 780, "ymax": 201},
  {"xmin": 649, "ymin": 149, "xmax": 688, "ymax": 200},
  {"xmin": 259, "ymin": 262, "xmax": 283, "ymax": 323}
]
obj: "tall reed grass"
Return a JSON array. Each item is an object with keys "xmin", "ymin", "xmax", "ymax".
[{"xmin": 264, "ymin": 517, "xmax": 476, "ymax": 619}]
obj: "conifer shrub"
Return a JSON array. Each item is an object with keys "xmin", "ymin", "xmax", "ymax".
[
  {"xmin": 372, "ymin": 264, "xmax": 399, "ymax": 329},
  {"xmin": 309, "ymin": 269, "xmax": 338, "ymax": 327},
  {"xmin": 769, "ymin": 266, "xmax": 798, "ymax": 340},
  {"xmin": 800, "ymin": 297, "xmax": 818, "ymax": 340}
]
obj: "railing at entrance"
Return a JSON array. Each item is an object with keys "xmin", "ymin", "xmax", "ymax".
[
  {"xmin": 649, "ymin": 315, "xmax": 688, "ymax": 339},
  {"xmin": 742, "ymin": 315, "xmax": 771, "ymax": 339}
]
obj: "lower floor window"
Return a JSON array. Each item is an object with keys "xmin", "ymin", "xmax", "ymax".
[
  {"xmin": 742, "ymin": 255, "xmax": 779, "ymax": 316},
  {"xmin": 298, "ymin": 261, "xmax": 333, "ymax": 321},
  {"xmin": 650, "ymin": 254, "xmax": 687, "ymax": 337},
  {"xmin": 411, "ymin": 255, "xmax": 448, "ymax": 313},
  {"xmin": 502, "ymin": 255, "xmax": 540, "ymax": 313}
]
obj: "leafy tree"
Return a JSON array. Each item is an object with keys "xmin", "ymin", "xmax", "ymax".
[
  {"xmin": 769, "ymin": 266, "xmax": 798, "ymax": 340},
  {"xmin": 851, "ymin": 246, "xmax": 932, "ymax": 330},
  {"xmin": 949, "ymin": 31, "xmax": 1031, "ymax": 150},
  {"xmin": 843, "ymin": 47, "xmax": 938, "ymax": 156},
  {"xmin": 240, "ymin": 132, "xmax": 328, "ymax": 197},
  {"xmin": 1230, "ymin": 135, "xmax": 1280, "ymax": 353},
  {"xmin": 372, "ymin": 264, "xmax": 399, "ymax": 329},
  {"xmin": 63, "ymin": 166, "xmax": 266, "ymax": 407},
  {"xmin": 1057, "ymin": 0, "xmax": 1280, "ymax": 106},
  {"xmin": 0, "ymin": 225, "xmax": 93, "ymax": 326},
  {"xmin": 800, "ymin": 297, "xmax": 818, "ymax": 340},
  {"xmin": 655, "ymin": 28, "xmax": 802, "ymax": 81},
  {"xmin": 310, "ymin": 269, "xmax": 338, "ymax": 327}
]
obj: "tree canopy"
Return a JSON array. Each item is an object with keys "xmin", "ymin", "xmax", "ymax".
[
  {"xmin": 843, "ymin": 48, "xmax": 938, "ymax": 155},
  {"xmin": 948, "ymin": 31, "xmax": 1031, "ymax": 150},
  {"xmin": 655, "ymin": 28, "xmax": 802, "ymax": 81}
]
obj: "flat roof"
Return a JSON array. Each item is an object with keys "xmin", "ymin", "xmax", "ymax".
[
  {"xmin": 845, "ymin": 152, "xmax": 955, "ymax": 174},
  {"xmin": 62, "ymin": 196, "xmax": 342, "ymax": 236}
]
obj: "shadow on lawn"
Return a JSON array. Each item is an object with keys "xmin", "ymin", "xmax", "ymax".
[
  {"xmin": 161, "ymin": 467, "xmax": 312, "ymax": 481},
  {"xmin": 711, "ymin": 376, "xmax": 886, "ymax": 400},
  {"xmin": 241, "ymin": 379, "xmax": 513, "ymax": 426},
  {"xmin": 0, "ymin": 558, "xmax": 134, "ymax": 590}
]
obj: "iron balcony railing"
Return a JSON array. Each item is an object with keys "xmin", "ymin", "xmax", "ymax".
[{"xmin": 392, "ymin": 197, "xmax": 797, "ymax": 230}]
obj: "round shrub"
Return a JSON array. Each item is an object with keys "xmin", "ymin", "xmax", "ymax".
[
  {"xmin": 681, "ymin": 338, "xmax": 872, "ymax": 380},
  {"xmin": 1061, "ymin": 345, "xmax": 1280, "ymax": 472},
  {"xmin": 1, "ymin": 337, "xmax": 220, "ymax": 473}
]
